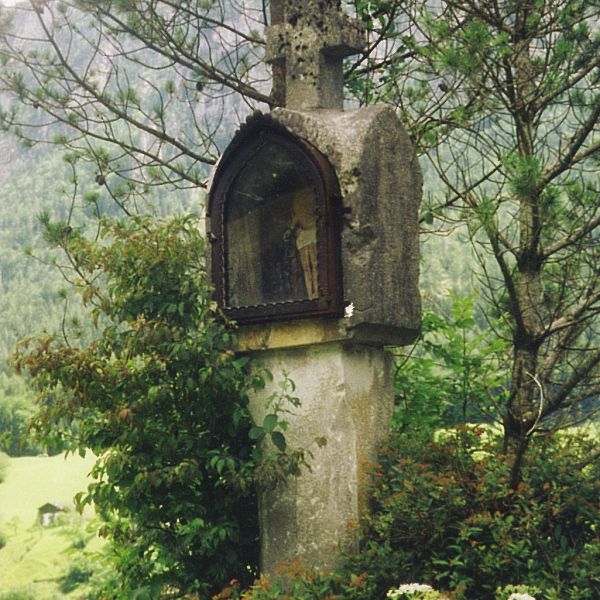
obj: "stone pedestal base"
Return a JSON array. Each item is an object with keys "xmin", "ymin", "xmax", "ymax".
[{"xmin": 248, "ymin": 341, "xmax": 394, "ymax": 574}]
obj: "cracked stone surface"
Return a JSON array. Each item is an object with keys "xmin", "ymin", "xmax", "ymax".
[{"xmin": 265, "ymin": 1, "xmax": 365, "ymax": 109}]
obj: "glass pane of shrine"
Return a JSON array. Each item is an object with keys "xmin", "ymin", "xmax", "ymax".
[{"xmin": 224, "ymin": 139, "xmax": 320, "ymax": 308}]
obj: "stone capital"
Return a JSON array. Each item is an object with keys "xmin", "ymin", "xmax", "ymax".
[
  {"xmin": 265, "ymin": 7, "xmax": 365, "ymax": 110},
  {"xmin": 265, "ymin": 14, "xmax": 365, "ymax": 64}
]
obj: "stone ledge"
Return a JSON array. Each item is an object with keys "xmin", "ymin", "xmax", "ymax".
[{"xmin": 234, "ymin": 318, "xmax": 418, "ymax": 352}]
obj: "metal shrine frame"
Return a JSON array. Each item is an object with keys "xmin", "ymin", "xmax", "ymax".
[{"xmin": 207, "ymin": 115, "xmax": 344, "ymax": 324}]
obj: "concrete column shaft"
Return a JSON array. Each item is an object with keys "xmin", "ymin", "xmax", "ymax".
[{"xmin": 249, "ymin": 342, "xmax": 394, "ymax": 573}]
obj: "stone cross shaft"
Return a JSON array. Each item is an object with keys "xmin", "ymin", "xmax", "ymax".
[{"xmin": 266, "ymin": 0, "xmax": 366, "ymax": 110}]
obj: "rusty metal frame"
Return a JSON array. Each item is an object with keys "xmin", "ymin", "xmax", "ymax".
[{"xmin": 207, "ymin": 115, "xmax": 343, "ymax": 324}]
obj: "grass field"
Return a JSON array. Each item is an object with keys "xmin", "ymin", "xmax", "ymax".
[{"xmin": 0, "ymin": 452, "xmax": 105, "ymax": 599}]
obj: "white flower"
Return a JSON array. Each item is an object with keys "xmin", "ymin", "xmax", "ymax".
[
  {"xmin": 508, "ymin": 594, "xmax": 537, "ymax": 600},
  {"xmin": 387, "ymin": 583, "xmax": 435, "ymax": 597}
]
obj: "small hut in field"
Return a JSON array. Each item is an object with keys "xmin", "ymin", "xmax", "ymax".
[{"xmin": 37, "ymin": 501, "xmax": 68, "ymax": 526}]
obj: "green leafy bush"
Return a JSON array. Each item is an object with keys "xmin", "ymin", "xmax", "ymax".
[
  {"xmin": 59, "ymin": 561, "xmax": 94, "ymax": 594},
  {"xmin": 231, "ymin": 563, "xmax": 369, "ymax": 600},
  {"xmin": 14, "ymin": 215, "xmax": 263, "ymax": 598},
  {"xmin": 393, "ymin": 293, "xmax": 507, "ymax": 435},
  {"xmin": 339, "ymin": 427, "xmax": 600, "ymax": 599},
  {"xmin": 0, "ymin": 393, "xmax": 40, "ymax": 457},
  {"xmin": 237, "ymin": 427, "xmax": 599, "ymax": 600}
]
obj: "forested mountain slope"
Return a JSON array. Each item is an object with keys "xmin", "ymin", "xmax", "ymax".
[
  {"xmin": 0, "ymin": 137, "xmax": 209, "ymax": 367},
  {"xmin": 1, "ymin": 145, "xmax": 73, "ymax": 364}
]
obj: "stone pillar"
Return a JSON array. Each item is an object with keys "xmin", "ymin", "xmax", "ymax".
[
  {"xmin": 248, "ymin": 342, "xmax": 393, "ymax": 572},
  {"xmin": 208, "ymin": 1, "xmax": 422, "ymax": 578},
  {"xmin": 223, "ymin": 103, "xmax": 422, "ymax": 574}
]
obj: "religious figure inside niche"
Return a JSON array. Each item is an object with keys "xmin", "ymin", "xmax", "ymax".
[{"xmin": 289, "ymin": 187, "xmax": 318, "ymax": 299}]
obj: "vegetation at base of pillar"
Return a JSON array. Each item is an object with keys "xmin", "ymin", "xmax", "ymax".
[
  {"xmin": 12, "ymin": 215, "xmax": 263, "ymax": 598},
  {"xmin": 342, "ymin": 427, "xmax": 600, "ymax": 599},
  {"xmin": 240, "ymin": 425, "xmax": 600, "ymax": 598}
]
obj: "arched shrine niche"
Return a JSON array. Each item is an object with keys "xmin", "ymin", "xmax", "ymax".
[{"xmin": 208, "ymin": 116, "xmax": 343, "ymax": 324}]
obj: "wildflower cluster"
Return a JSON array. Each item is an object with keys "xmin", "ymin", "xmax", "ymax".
[
  {"xmin": 385, "ymin": 582, "xmax": 538, "ymax": 600},
  {"xmin": 387, "ymin": 583, "xmax": 438, "ymax": 598}
]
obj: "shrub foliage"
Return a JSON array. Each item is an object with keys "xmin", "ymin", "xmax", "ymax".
[
  {"xmin": 341, "ymin": 427, "xmax": 600, "ymax": 599},
  {"xmin": 14, "ymin": 215, "xmax": 261, "ymax": 597},
  {"xmin": 237, "ymin": 428, "xmax": 599, "ymax": 600},
  {"xmin": 0, "ymin": 375, "xmax": 42, "ymax": 456}
]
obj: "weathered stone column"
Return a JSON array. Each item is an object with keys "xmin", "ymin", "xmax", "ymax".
[
  {"xmin": 233, "ymin": 104, "xmax": 422, "ymax": 572},
  {"xmin": 207, "ymin": 0, "xmax": 422, "ymax": 576},
  {"xmin": 249, "ymin": 342, "xmax": 393, "ymax": 572}
]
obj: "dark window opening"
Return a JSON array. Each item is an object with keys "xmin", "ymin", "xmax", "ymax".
[{"xmin": 208, "ymin": 119, "xmax": 343, "ymax": 324}]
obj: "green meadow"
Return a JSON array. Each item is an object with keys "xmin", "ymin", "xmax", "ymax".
[{"xmin": 0, "ymin": 452, "xmax": 104, "ymax": 599}]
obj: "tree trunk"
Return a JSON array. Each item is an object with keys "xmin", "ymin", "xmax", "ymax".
[{"xmin": 504, "ymin": 1, "xmax": 544, "ymax": 487}]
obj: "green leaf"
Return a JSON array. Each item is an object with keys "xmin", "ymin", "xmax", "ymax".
[
  {"xmin": 263, "ymin": 413, "xmax": 278, "ymax": 433},
  {"xmin": 270, "ymin": 431, "xmax": 286, "ymax": 453},
  {"xmin": 249, "ymin": 426, "xmax": 264, "ymax": 440}
]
